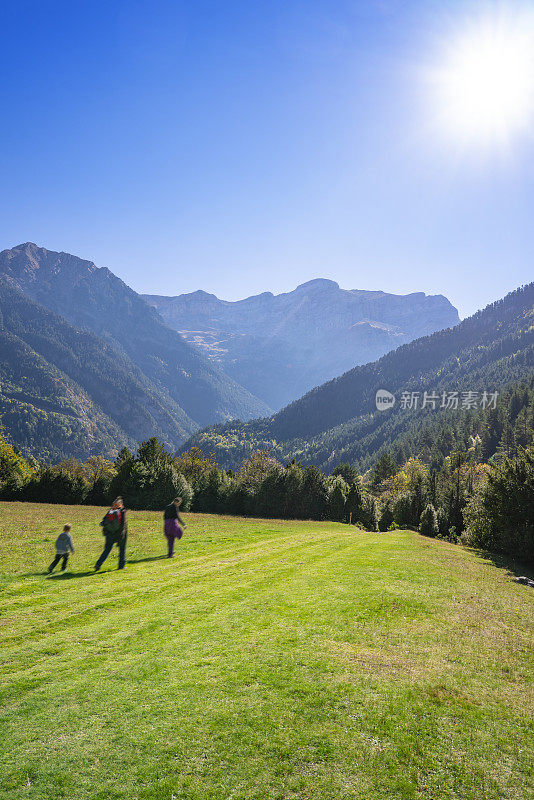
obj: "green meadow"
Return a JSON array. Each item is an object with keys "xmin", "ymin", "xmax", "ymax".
[{"xmin": 0, "ymin": 502, "xmax": 532, "ymax": 800}]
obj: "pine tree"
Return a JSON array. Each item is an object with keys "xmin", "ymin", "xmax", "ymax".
[
  {"xmin": 378, "ymin": 502, "xmax": 394, "ymax": 532},
  {"xmin": 419, "ymin": 504, "xmax": 439, "ymax": 538},
  {"xmin": 328, "ymin": 476, "xmax": 348, "ymax": 522},
  {"xmin": 346, "ymin": 480, "xmax": 363, "ymax": 524},
  {"xmin": 332, "ymin": 463, "xmax": 359, "ymax": 484},
  {"xmin": 371, "ymin": 452, "xmax": 397, "ymax": 490}
]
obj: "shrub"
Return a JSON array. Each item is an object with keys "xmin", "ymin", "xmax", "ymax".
[{"xmin": 446, "ymin": 526, "xmax": 459, "ymax": 544}]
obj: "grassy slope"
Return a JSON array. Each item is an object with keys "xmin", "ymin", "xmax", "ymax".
[{"xmin": 0, "ymin": 503, "xmax": 532, "ymax": 800}]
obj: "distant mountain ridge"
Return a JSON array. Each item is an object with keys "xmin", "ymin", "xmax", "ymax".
[
  {"xmin": 184, "ymin": 282, "xmax": 534, "ymax": 471},
  {"xmin": 0, "ymin": 243, "xmax": 272, "ymax": 460},
  {"xmin": 144, "ymin": 279, "xmax": 460, "ymax": 409},
  {"xmin": 0, "ymin": 244, "xmax": 270, "ymax": 428}
]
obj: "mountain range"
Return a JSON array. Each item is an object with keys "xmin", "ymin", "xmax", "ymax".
[
  {"xmin": 144, "ymin": 279, "xmax": 460, "ymax": 409},
  {"xmin": 4, "ymin": 241, "xmax": 512, "ymax": 468},
  {"xmin": 0, "ymin": 243, "xmax": 270, "ymax": 460},
  {"xmin": 184, "ymin": 282, "xmax": 534, "ymax": 471}
]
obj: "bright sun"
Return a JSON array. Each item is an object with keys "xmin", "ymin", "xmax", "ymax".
[{"xmin": 430, "ymin": 11, "xmax": 534, "ymax": 148}]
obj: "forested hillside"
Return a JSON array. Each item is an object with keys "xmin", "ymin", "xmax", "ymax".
[
  {"xmin": 185, "ymin": 283, "xmax": 534, "ymax": 470},
  {"xmin": 0, "ymin": 278, "xmax": 197, "ymax": 461},
  {"xmin": 0, "ymin": 243, "xmax": 270, "ymax": 429}
]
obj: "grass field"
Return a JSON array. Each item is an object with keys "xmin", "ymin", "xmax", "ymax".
[{"xmin": 0, "ymin": 502, "xmax": 533, "ymax": 800}]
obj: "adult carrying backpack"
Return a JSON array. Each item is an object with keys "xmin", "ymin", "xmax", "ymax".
[{"xmin": 101, "ymin": 509, "xmax": 121, "ymax": 536}]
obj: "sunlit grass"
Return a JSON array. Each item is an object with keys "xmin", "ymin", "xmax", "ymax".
[{"xmin": 0, "ymin": 502, "xmax": 532, "ymax": 799}]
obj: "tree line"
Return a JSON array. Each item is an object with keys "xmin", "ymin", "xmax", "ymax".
[{"xmin": 1, "ymin": 425, "xmax": 532, "ymax": 564}]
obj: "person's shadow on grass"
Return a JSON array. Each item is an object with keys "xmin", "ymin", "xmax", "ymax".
[
  {"xmin": 21, "ymin": 556, "xmax": 167, "ymax": 580},
  {"xmin": 21, "ymin": 569, "xmax": 102, "ymax": 580},
  {"xmin": 44, "ymin": 561, "xmax": 165, "ymax": 578},
  {"xmin": 126, "ymin": 555, "xmax": 167, "ymax": 565},
  {"xmin": 46, "ymin": 570, "xmax": 98, "ymax": 580}
]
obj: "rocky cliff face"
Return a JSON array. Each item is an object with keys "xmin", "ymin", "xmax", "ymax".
[{"xmin": 144, "ymin": 279, "xmax": 460, "ymax": 409}]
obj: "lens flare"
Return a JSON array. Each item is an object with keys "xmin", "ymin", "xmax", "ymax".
[{"xmin": 429, "ymin": 11, "xmax": 534, "ymax": 148}]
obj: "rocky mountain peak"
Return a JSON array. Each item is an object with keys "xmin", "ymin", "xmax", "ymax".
[
  {"xmin": 294, "ymin": 278, "xmax": 340, "ymax": 292},
  {"xmin": 144, "ymin": 278, "xmax": 459, "ymax": 410}
]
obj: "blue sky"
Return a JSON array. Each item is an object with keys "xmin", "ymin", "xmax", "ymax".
[{"xmin": 1, "ymin": 0, "xmax": 533, "ymax": 317}]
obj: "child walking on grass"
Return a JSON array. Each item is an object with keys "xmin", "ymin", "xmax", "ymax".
[{"xmin": 48, "ymin": 523, "xmax": 75, "ymax": 573}]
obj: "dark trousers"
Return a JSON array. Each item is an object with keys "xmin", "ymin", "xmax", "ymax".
[
  {"xmin": 49, "ymin": 553, "xmax": 69, "ymax": 572},
  {"xmin": 165, "ymin": 533, "xmax": 180, "ymax": 557},
  {"xmin": 95, "ymin": 533, "xmax": 127, "ymax": 570}
]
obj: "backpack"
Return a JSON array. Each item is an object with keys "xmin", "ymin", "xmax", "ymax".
[{"xmin": 101, "ymin": 509, "xmax": 121, "ymax": 536}]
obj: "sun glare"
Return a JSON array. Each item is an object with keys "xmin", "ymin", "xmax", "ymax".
[{"xmin": 430, "ymin": 11, "xmax": 534, "ymax": 148}]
